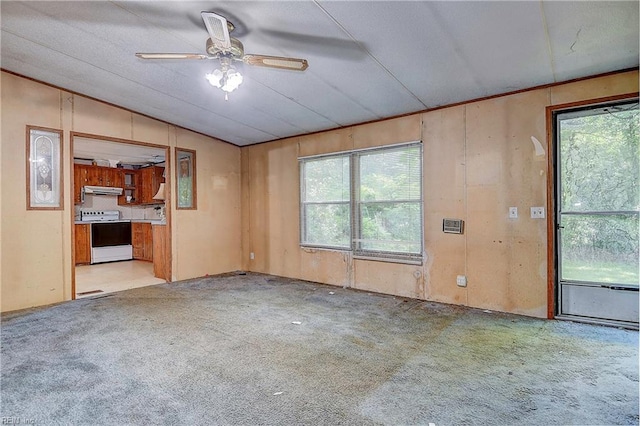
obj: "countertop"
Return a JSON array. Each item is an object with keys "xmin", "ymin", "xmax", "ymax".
[{"xmin": 75, "ymin": 219, "xmax": 166, "ymax": 225}]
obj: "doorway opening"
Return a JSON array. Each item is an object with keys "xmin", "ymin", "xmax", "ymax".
[
  {"xmin": 71, "ymin": 133, "xmax": 171, "ymax": 298},
  {"xmin": 553, "ymin": 98, "xmax": 639, "ymax": 328}
]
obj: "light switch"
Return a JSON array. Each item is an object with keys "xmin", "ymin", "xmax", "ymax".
[{"xmin": 509, "ymin": 207, "xmax": 518, "ymax": 219}]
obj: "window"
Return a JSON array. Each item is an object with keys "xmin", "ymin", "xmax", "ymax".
[
  {"xmin": 300, "ymin": 142, "xmax": 423, "ymax": 263},
  {"xmin": 176, "ymin": 148, "xmax": 197, "ymax": 209},
  {"xmin": 300, "ymin": 155, "xmax": 351, "ymax": 248}
]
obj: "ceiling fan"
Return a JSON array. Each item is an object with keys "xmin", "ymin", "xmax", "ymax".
[{"xmin": 136, "ymin": 12, "xmax": 309, "ymax": 99}]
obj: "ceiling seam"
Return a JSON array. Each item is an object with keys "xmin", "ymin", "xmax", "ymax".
[
  {"xmin": 248, "ymin": 78, "xmax": 342, "ymax": 127},
  {"xmin": 539, "ymin": 0, "xmax": 557, "ymax": 82},
  {"xmin": 312, "ymin": 0, "xmax": 428, "ymax": 109},
  {"xmin": 108, "ymin": 0, "xmax": 202, "ymax": 51}
]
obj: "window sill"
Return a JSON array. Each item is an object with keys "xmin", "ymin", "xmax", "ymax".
[
  {"xmin": 353, "ymin": 254, "xmax": 423, "ymax": 266},
  {"xmin": 300, "ymin": 245, "xmax": 423, "ymax": 265}
]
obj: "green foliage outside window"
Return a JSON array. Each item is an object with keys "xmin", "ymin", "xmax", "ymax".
[
  {"xmin": 559, "ymin": 102, "xmax": 639, "ymax": 284},
  {"xmin": 300, "ymin": 143, "xmax": 423, "ymax": 261}
]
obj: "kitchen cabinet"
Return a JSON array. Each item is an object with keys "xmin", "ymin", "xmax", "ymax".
[
  {"xmin": 87, "ymin": 166, "xmax": 121, "ymax": 187},
  {"xmin": 132, "ymin": 222, "xmax": 153, "ymax": 262},
  {"xmin": 104, "ymin": 167, "xmax": 122, "ymax": 187},
  {"xmin": 73, "ymin": 164, "xmax": 123, "ymax": 204},
  {"xmin": 74, "ymin": 165, "xmax": 91, "ymax": 204},
  {"xmin": 74, "ymin": 224, "xmax": 91, "ymax": 265},
  {"xmin": 153, "ymin": 224, "xmax": 168, "ymax": 280},
  {"xmin": 118, "ymin": 170, "xmax": 139, "ymax": 206},
  {"xmin": 86, "ymin": 166, "xmax": 104, "ymax": 186},
  {"xmin": 139, "ymin": 166, "xmax": 165, "ymax": 205}
]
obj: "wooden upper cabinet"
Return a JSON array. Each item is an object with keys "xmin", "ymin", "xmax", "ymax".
[
  {"xmin": 74, "ymin": 165, "xmax": 90, "ymax": 204},
  {"xmin": 86, "ymin": 166, "xmax": 104, "ymax": 186},
  {"xmin": 118, "ymin": 170, "xmax": 139, "ymax": 205},
  {"xmin": 104, "ymin": 168, "xmax": 122, "ymax": 187},
  {"xmin": 139, "ymin": 166, "xmax": 165, "ymax": 205},
  {"xmin": 74, "ymin": 164, "xmax": 126, "ymax": 204},
  {"xmin": 73, "ymin": 163, "xmax": 163, "ymax": 205},
  {"xmin": 80, "ymin": 165, "xmax": 122, "ymax": 187}
]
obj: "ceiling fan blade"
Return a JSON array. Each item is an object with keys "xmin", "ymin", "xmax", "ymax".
[
  {"xmin": 243, "ymin": 54, "xmax": 309, "ymax": 71},
  {"xmin": 201, "ymin": 12, "xmax": 231, "ymax": 50},
  {"xmin": 136, "ymin": 53, "xmax": 208, "ymax": 60}
]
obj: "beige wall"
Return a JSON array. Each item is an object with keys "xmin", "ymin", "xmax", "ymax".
[
  {"xmin": 171, "ymin": 128, "xmax": 241, "ymax": 279},
  {"xmin": 1, "ymin": 72, "xmax": 242, "ymax": 312},
  {"xmin": 242, "ymin": 70, "xmax": 639, "ymax": 318},
  {"xmin": 2, "ymin": 70, "xmax": 637, "ymax": 315}
]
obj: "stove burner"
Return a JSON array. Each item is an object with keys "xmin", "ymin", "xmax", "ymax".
[{"xmin": 79, "ymin": 210, "xmax": 121, "ymax": 222}]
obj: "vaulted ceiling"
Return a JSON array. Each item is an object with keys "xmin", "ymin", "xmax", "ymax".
[{"xmin": 2, "ymin": 1, "xmax": 638, "ymax": 146}]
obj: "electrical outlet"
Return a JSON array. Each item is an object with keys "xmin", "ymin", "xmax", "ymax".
[
  {"xmin": 509, "ymin": 207, "xmax": 518, "ymax": 219},
  {"xmin": 530, "ymin": 207, "xmax": 545, "ymax": 219},
  {"xmin": 250, "ymin": 252, "xmax": 255, "ymax": 260},
  {"xmin": 456, "ymin": 275, "xmax": 467, "ymax": 287}
]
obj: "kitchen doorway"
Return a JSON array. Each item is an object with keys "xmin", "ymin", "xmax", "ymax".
[
  {"xmin": 71, "ymin": 133, "xmax": 171, "ymax": 298},
  {"xmin": 75, "ymin": 261, "xmax": 165, "ymax": 297},
  {"xmin": 553, "ymin": 98, "xmax": 639, "ymax": 328}
]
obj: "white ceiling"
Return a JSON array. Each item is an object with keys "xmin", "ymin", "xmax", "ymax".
[
  {"xmin": 74, "ymin": 137, "xmax": 165, "ymax": 165},
  {"xmin": 2, "ymin": 1, "xmax": 638, "ymax": 147}
]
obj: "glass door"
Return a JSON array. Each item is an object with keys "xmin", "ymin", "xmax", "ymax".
[{"xmin": 555, "ymin": 100, "xmax": 639, "ymax": 327}]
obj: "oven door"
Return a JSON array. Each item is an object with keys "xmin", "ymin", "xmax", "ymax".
[{"xmin": 90, "ymin": 222, "xmax": 133, "ymax": 263}]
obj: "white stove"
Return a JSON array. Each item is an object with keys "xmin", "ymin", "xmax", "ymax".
[
  {"xmin": 80, "ymin": 209, "xmax": 121, "ymax": 222},
  {"xmin": 79, "ymin": 210, "xmax": 133, "ymax": 264}
]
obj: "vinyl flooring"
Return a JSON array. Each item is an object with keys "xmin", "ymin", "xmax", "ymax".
[{"xmin": 75, "ymin": 260, "xmax": 165, "ymax": 298}]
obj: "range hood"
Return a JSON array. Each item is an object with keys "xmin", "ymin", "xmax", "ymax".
[{"xmin": 83, "ymin": 185, "xmax": 123, "ymax": 195}]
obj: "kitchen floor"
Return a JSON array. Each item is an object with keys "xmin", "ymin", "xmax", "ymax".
[{"xmin": 75, "ymin": 260, "xmax": 166, "ymax": 298}]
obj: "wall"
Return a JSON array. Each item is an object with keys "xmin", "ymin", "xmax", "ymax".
[
  {"xmin": 2, "ymin": 70, "xmax": 636, "ymax": 315},
  {"xmin": 1, "ymin": 71, "xmax": 242, "ymax": 312},
  {"xmin": 242, "ymin": 70, "xmax": 639, "ymax": 318}
]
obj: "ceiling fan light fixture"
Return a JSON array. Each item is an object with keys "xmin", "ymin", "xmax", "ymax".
[
  {"xmin": 205, "ymin": 68, "xmax": 225, "ymax": 88},
  {"xmin": 222, "ymin": 68, "xmax": 243, "ymax": 92},
  {"xmin": 205, "ymin": 63, "xmax": 243, "ymax": 94},
  {"xmin": 139, "ymin": 11, "xmax": 307, "ymax": 99}
]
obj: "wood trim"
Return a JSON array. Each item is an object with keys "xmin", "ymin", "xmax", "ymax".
[
  {"xmin": 544, "ymin": 92, "xmax": 639, "ymax": 114},
  {"xmin": 70, "ymin": 133, "xmax": 173, "ymax": 298},
  {"xmin": 545, "ymin": 106, "xmax": 556, "ymax": 319},
  {"xmin": 26, "ymin": 125, "xmax": 64, "ymax": 210},
  {"xmin": 70, "ymin": 131, "xmax": 168, "ymax": 150},
  {"xmin": 164, "ymin": 148, "xmax": 172, "ymax": 282},
  {"xmin": 175, "ymin": 147, "xmax": 197, "ymax": 210},
  {"xmin": 70, "ymin": 132, "xmax": 76, "ymax": 299},
  {"xmin": 544, "ymin": 92, "xmax": 639, "ymax": 319}
]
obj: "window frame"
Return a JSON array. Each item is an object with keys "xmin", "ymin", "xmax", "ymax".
[
  {"xmin": 299, "ymin": 141, "xmax": 424, "ymax": 263},
  {"xmin": 299, "ymin": 153, "xmax": 352, "ymax": 250}
]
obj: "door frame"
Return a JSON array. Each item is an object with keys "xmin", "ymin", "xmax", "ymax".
[
  {"xmin": 70, "ymin": 132, "xmax": 173, "ymax": 299},
  {"xmin": 545, "ymin": 92, "xmax": 640, "ymax": 320}
]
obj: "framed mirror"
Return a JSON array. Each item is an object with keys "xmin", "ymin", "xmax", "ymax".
[
  {"xmin": 27, "ymin": 126, "xmax": 63, "ymax": 209},
  {"xmin": 176, "ymin": 147, "xmax": 197, "ymax": 209}
]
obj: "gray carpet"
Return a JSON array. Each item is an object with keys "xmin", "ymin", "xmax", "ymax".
[{"xmin": 1, "ymin": 273, "xmax": 638, "ymax": 425}]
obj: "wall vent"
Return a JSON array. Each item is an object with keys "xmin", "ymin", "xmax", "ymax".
[{"xmin": 443, "ymin": 218, "xmax": 464, "ymax": 234}]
